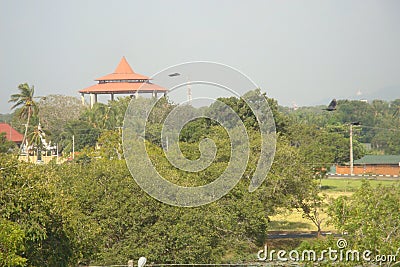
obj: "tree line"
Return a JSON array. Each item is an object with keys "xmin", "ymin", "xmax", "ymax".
[{"xmin": 282, "ymin": 99, "xmax": 400, "ymax": 155}]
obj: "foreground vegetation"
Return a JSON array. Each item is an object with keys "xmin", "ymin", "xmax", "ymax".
[
  {"xmin": 1, "ymin": 85, "xmax": 400, "ymax": 266},
  {"xmin": 269, "ymin": 178, "xmax": 398, "ymax": 232}
]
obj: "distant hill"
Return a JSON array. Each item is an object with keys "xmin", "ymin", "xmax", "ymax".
[
  {"xmin": 0, "ymin": 113, "xmax": 12, "ymax": 123},
  {"xmin": 363, "ymin": 86, "xmax": 400, "ymax": 102}
]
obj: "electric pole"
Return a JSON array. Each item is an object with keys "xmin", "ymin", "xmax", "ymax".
[
  {"xmin": 72, "ymin": 135, "xmax": 75, "ymax": 159},
  {"xmin": 349, "ymin": 122, "xmax": 360, "ymax": 176},
  {"xmin": 350, "ymin": 124, "xmax": 353, "ymax": 175}
]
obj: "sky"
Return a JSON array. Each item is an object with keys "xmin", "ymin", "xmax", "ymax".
[{"xmin": 1, "ymin": 0, "xmax": 400, "ymax": 114}]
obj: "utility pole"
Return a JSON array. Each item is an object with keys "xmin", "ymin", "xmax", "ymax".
[
  {"xmin": 349, "ymin": 122, "xmax": 361, "ymax": 176},
  {"xmin": 349, "ymin": 124, "xmax": 353, "ymax": 175},
  {"xmin": 72, "ymin": 135, "xmax": 75, "ymax": 159}
]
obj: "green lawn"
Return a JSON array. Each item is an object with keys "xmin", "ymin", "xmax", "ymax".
[
  {"xmin": 268, "ymin": 208, "xmax": 335, "ymax": 232},
  {"xmin": 320, "ymin": 178, "xmax": 399, "ymax": 193}
]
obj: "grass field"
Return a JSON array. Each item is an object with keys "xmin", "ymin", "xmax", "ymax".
[
  {"xmin": 268, "ymin": 178, "xmax": 400, "ymax": 232},
  {"xmin": 320, "ymin": 178, "xmax": 399, "ymax": 193}
]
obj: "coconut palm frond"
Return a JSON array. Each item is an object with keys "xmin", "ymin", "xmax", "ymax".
[
  {"xmin": 10, "ymin": 99, "xmax": 25, "ymax": 110},
  {"xmin": 393, "ymin": 106, "xmax": 400, "ymax": 117},
  {"xmin": 9, "ymin": 83, "xmax": 39, "ymax": 153}
]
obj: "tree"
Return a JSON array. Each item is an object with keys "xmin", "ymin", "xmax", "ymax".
[
  {"xmin": 0, "ymin": 155, "xmax": 73, "ymax": 266},
  {"xmin": 58, "ymin": 120, "xmax": 100, "ymax": 153},
  {"xmin": 297, "ymin": 186, "xmax": 327, "ymax": 237},
  {"xmin": 97, "ymin": 130, "xmax": 123, "ymax": 160},
  {"xmin": 328, "ymin": 181, "xmax": 400, "ymax": 255},
  {"xmin": 26, "ymin": 124, "xmax": 51, "ymax": 160},
  {"xmin": 8, "ymin": 83, "xmax": 39, "ymax": 152},
  {"xmin": 0, "ymin": 133, "xmax": 16, "ymax": 153},
  {"xmin": 0, "ymin": 219, "xmax": 26, "ymax": 267},
  {"xmin": 391, "ymin": 99, "xmax": 400, "ymax": 120},
  {"xmin": 57, "ymin": 144, "xmax": 315, "ymax": 265},
  {"xmin": 287, "ymin": 123, "xmax": 365, "ymax": 173},
  {"xmin": 79, "ymin": 97, "xmax": 132, "ymax": 131}
]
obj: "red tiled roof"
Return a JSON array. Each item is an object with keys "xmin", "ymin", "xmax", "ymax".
[
  {"xmin": 0, "ymin": 123, "xmax": 24, "ymax": 143},
  {"xmin": 79, "ymin": 57, "xmax": 167, "ymax": 94},
  {"xmin": 79, "ymin": 82, "xmax": 168, "ymax": 94},
  {"xmin": 95, "ymin": 57, "xmax": 150, "ymax": 81}
]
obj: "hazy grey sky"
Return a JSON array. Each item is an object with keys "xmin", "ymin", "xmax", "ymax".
[{"xmin": 1, "ymin": 0, "xmax": 399, "ymax": 113}]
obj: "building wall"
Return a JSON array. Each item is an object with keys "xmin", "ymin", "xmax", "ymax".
[
  {"xmin": 336, "ymin": 164, "xmax": 400, "ymax": 176},
  {"xmin": 19, "ymin": 155, "xmax": 66, "ymax": 164}
]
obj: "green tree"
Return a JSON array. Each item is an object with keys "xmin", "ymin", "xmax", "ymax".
[
  {"xmin": 287, "ymin": 123, "xmax": 365, "ymax": 171},
  {"xmin": 97, "ymin": 130, "xmax": 123, "ymax": 159},
  {"xmin": 79, "ymin": 97, "xmax": 132, "ymax": 131},
  {"xmin": 391, "ymin": 99, "xmax": 400, "ymax": 118},
  {"xmin": 0, "ymin": 219, "xmax": 27, "ymax": 267},
  {"xmin": 286, "ymin": 98, "xmax": 400, "ymax": 154},
  {"xmin": 328, "ymin": 181, "xmax": 400, "ymax": 255},
  {"xmin": 8, "ymin": 83, "xmax": 39, "ymax": 152},
  {"xmin": 297, "ymin": 186, "xmax": 327, "ymax": 237},
  {"xmin": 0, "ymin": 155, "xmax": 74, "ymax": 266},
  {"xmin": 0, "ymin": 133, "xmax": 16, "ymax": 153},
  {"xmin": 58, "ymin": 120, "xmax": 100, "ymax": 153}
]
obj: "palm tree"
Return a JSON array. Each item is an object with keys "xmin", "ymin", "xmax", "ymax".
[
  {"xmin": 394, "ymin": 106, "xmax": 400, "ymax": 118},
  {"xmin": 391, "ymin": 99, "xmax": 400, "ymax": 118},
  {"xmin": 27, "ymin": 123, "xmax": 51, "ymax": 161},
  {"xmin": 8, "ymin": 83, "xmax": 39, "ymax": 153}
]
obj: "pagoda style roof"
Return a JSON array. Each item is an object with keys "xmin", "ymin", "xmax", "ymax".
[
  {"xmin": 95, "ymin": 57, "xmax": 150, "ymax": 81},
  {"xmin": 79, "ymin": 57, "xmax": 167, "ymax": 94},
  {"xmin": 79, "ymin": 82, "xmax": 167, "ymax": 94},
  {"xmin": 0, "ymin": 123, "xmax": 24, "ymax": 143}
]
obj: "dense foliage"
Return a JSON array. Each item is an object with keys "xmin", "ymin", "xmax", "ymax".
[
  {"xmin": 328, "ymin": 181, "xmax": 400, "ymax": 254},
  {"xmin": 0, "ymin": 133, "xmax": 16, "ymax": 153},
  {"xmin": 0, "ymin": 138, "xmax": 315, "ymax": 266},
  {"xmin": 297, "ymin": 181, "xmax": 400, "ymax": 267},
  {"xmin": 282, "ymin": 99, "xmax": 400, "ymax": 154},
  {"xmin": 1, "ymin": 91, "xmax": 400, "ymax": 266}
]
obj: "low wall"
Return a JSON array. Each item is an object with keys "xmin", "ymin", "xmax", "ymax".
[
  {"xmin": 336, "ymin": 164, "xmax": 400, "ymax": 176},
  {"xmin": 19, "ymin": 155, "xmax": 66, "ymax": 164}
]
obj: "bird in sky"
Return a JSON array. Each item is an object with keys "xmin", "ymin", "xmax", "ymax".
[{"xmin": 323, "ymin": 99, "xmax": 337, "ymax": 111}]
